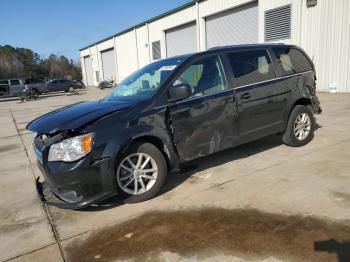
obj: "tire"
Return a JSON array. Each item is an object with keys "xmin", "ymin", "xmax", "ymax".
[
  {"xmin": 68, "ymin": 86, "xmax": 74, "ymax": 92},
  {"xmin": 115, "ymin": 142, "xmax": 167, "ymax": 203},
  {"xmin": 282, "ymin": 105, "xmax": 315, "ymax": 147},
  {"xmin": 33, "ymin": 89, "xmax": 39, "ymax": 99}
]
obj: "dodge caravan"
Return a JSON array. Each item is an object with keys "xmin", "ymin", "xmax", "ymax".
[{"xmin": 27, "ymin": 44, "xmax": 322, "ymax": 209}]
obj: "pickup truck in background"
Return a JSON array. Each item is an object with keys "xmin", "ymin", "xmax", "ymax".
[
  {"xmin": 0, "ymin": 78, "xmax": 47, "ymax": 98},
  {"xmin": 25, "ymin": 78, "xmax": 48, "ymax": 96}
]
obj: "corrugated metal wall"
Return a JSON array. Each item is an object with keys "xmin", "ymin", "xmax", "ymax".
[
  {"xmin": 101, "ymin": 48, "xmax": 117, "ymax": 81},
  {"xmin": 83, "ymin": 56, "xmax": 93, "ymax": 86},
  {"xmin": 80, "ymin": 0, "xmax": 350, "ymax": 92},
  {"xmin": 260, "ymin": 0, "xmax": 350, "ymax": 92},
  {"xmin": 205, "ymin": 1, "xmax": 258, "ymax": 48},
  {"xmin": 299, "ymin": 0, "xmax": 350, "ymax": 92},
  {"xmin": 165, "ymin": 22, "xmax": 197, "ymax": 57}
]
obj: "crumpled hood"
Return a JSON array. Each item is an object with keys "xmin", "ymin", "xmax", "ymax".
[{"xmin": 26, "ymin": 100, "xmax": 133, "ymax": 134}]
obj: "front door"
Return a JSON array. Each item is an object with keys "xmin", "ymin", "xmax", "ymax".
[
  {"xmin": 168, "ymin": 54, "xmax": 238, "ymax": 161},
  {"xmin": 48, "ymin": 80, "xmax": 60, "ymax": 92},
  {"xmin": 9, "ymin": 79, "xmax": 23, "ymax": 96}
]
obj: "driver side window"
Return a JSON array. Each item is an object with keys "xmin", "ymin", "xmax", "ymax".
[{"xmin": 173, "ymin": 55, "xmax": 227, "ymax": 97}]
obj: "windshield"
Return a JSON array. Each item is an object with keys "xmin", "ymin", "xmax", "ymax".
[{"xmin": 104, "ymin": 56, "xmax": 187, "ymax": 101}]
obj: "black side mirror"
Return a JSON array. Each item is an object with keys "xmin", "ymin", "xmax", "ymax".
[{"xmin": 169, "ymin": 84, "xmax": 193, "ymax": 101}]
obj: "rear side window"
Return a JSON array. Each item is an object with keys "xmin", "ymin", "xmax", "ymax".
[
  {"xmin": 227, "ymin": 50, "xmax": 275, "ymax": 87},
  {"xmin": 273, "ymin": 47, "xmax": 313, "ymax": 75},
  {"xmin": 10, "ymin": 80, "xmax": 20, "ymax": 85},
  {"xmin": 31, "ymin": 78, "xmax": 44, "ymax": 84}
]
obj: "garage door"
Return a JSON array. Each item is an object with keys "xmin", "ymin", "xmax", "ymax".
[
  {"xmin": 84, "ymin": 56, "xmax": 93, "ymax": 86},
  {"xmin": 166, "ymin": 21, "xmax": 197, "ymax": 57},
  {"xmin": 206, "ymin": 1, "xmax": 258, "ymax": 49},
  {"xmin": 101, "ymin": 48, "xmax": 117, "ymax": 81}
]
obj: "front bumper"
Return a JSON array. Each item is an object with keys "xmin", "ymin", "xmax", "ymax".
[
  {"xmin": 34, "ymin": 152, "xmax": 117, "ymax": 209},
  {"xmin": 35, "ymin": 177, "xmax": 115, "ymax": 209}
]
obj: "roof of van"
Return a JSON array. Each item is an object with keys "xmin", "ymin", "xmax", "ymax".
[
  {"xmin": 167, "ymin": 43, "xmax": 293, "ymax": 60},
  {"xmin": 206, "ymin": 43, "xmax": 291, "ymax": 50}
]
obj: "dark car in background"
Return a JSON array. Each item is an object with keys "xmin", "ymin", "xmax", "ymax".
[
  {"xmin": 46, "ymin": 79, "xmax": 77, "ymax": 92},
  {"xmin": 27, "ymin": 44, "xmax": 321, "ymax": 209},
  {"xmin": 75, "ymin": 80, "xmax": 85, "ymax": 89}
]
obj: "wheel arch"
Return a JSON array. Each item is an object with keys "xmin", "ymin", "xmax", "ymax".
[
  {"xmin": 282, "ymin": 98, "xmax": 312, "ymax": 131},
  {"xmin": 293, "ymin": 97, "xmax": 312, "ymax": 107},
  {"xmin": 286, "ymin": 98, "xmax": 312, "ymax": 120},
  {"xmin": 118, "ymin": 135, "xmax": 174, "ymax": 170}
]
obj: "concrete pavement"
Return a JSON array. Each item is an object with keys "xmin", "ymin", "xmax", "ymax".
[{"xmin": 1, "ymin": 89, "xmax": 350, "ymax": 261}]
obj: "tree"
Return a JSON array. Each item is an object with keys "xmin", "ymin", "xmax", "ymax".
[{"xmin": 0, "ymin": 44, "xmax": 82, "ymax": 80}]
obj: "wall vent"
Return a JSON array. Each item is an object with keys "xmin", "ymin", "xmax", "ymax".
[{"xmin": 265, "ymin": 5, "xmax": 291, "ymax": 41}]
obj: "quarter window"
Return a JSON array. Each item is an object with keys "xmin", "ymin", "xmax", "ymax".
[
  {"xmin": 273, "ymin": 47, "xmax": 313, "ymax": 75},
  {"xmin": 228, "ymin": 50, "xmax": 275, "ymax": 87},
  {"xmin": 172, "ymin": 55, "xmax": 227, "ymax": 97}
]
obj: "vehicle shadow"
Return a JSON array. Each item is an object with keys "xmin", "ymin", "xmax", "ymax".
[
  {"xmin": 159, "ymin": 134, "xmax": 283, "ymax": 196},
  {"xmin": 82, "ymin": 123, "xmax": 322, "ymax": 211},
  {"xmin": 83, "ymin": 195, "xmax": 124, "ymax": 211},
  {"xmin": 0, "ymin": 91, "xmax": 87, "ymax": 103},
  {"xmin": 314, "ymin": 239, "xmax": 350, "ymax": 262},
  {"xmin": 37, "ymin": 91, "xmax": 86, "ymax": 100},
  {"xmin": 83, "ymin": 135, "xmax": 283, "ymax": 211}
]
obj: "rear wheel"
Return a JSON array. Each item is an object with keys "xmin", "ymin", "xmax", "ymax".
[
  {"xmin": 282, "ymin": 105, "xmax": 315, "ymax": 147},
  {"xmin": 116, "ymin": 143, "xmax": 167, "ymax": 203},
  {"xmin": 68, "ymin": 86, "xmax": 74, "ymax": 92}
]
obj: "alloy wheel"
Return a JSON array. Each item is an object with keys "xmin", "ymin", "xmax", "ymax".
[
  {"xmin": 294, "ymin": 113, "xmax": 311, "ymax": 141},
  {"xmin": 117, "ymin": 153, "xmax": 158, "ymax": 195}
]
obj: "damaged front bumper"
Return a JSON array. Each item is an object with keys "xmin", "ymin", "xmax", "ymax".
[
  {"xmin": 33, "ymin": 133, "xmax": 118, "ymax": 209},
  {"xmin": 35, "ymin": 177, "xmax": 115, "ymax": 209}
]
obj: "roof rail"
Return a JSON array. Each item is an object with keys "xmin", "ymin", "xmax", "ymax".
[{"xmin": 208, "ymin": 46, "xmax": 223, "ymax": 50}]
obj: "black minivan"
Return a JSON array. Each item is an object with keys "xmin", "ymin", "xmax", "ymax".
[{"xmin": 27, "ymin": 44, "xmax": 321, "ymax": 209}]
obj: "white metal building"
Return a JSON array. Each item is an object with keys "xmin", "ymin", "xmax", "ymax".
[{"xmin": 80, "ymin": 0, "xmax": 350, "ymax": 92}]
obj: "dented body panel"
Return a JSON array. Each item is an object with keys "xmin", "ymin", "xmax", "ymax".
[{"xmin": 27, "ymin": 44, "xmax": 322, "ymax": 209}]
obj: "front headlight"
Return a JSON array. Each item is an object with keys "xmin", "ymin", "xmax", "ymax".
[{"xmin": 48, "ymin": 133, "xmax": 94, "ymax": 162}]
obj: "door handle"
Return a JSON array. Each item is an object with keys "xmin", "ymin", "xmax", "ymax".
[{"xmin": 240, "ymin": 92, "xmax": 252, "ymax": 100}]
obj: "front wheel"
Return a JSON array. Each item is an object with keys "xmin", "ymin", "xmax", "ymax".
[
  {"xmin": 116, "ymin": 143, "xmax": 167, "ymax": 203},
  {"xmin": 68, "ymin": 86, "xmax": 74, "ymax": 92},
  {"xmin": 282, "ymin": 105, "xmax": 315, "ymax": 147}
]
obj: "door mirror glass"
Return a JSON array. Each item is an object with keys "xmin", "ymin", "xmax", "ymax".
[{"xmin": 169, "ymin": 84, "xmax": 193, "ymax": 101}]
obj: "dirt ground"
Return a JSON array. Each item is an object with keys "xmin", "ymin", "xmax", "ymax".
[{"xmin": 65, "ymin": 208, "xmax": 350, "ymax": 262}]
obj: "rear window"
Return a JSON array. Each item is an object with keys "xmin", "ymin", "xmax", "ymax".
[
  {"xmin": 273, "ymin": 47, "xmax": 313, "ymax": 75},
  {"xmin": 227, "ymin": 49, "xmax": 275, "ymax": 87}
]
